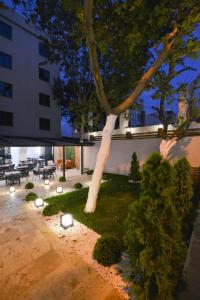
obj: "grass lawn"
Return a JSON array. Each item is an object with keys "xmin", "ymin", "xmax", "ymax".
[{"xmin": 45, "ymin": 174, "xmax": 140, "ymax": 242}]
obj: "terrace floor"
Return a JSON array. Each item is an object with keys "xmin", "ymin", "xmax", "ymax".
[{"xmin": 0, "ymin": 172, "xmax": 124, "ymax": 300}]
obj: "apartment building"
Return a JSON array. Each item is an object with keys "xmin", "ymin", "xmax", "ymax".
[{"xmin": 0, "ymin": 8, "xmax": 61, "ymax": 138}]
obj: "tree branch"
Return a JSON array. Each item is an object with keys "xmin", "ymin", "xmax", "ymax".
[{"xmin": 83, "ymin": 0, "xmax": 111, "ymax": 114}]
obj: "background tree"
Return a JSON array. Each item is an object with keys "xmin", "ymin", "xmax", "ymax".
[
  {"xmin": 83, "ymin": 0, "xmax": 200, "ymax": 212},
  {"xmin": 124, "ymin": 153, "xmax": 186, "ymax": 300}
]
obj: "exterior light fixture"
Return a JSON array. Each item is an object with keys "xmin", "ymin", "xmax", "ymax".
[
  {"xmin": 44, "ymin": 179, "xmax": 50, "ymax": 185},
  {"xmin": 34, "ymin": 198, "xmax": 44, "ymax": 208},
  {"xmin": 60, "ymin": 214, "xmax": 73, "ymax": 229},
  {"xmin": 56, "ymin": 186, "xmax": 63, "ymax": 194},
  {"xmin": 9, "ymin": 186, "xmax": 16, "ymax": 193}
]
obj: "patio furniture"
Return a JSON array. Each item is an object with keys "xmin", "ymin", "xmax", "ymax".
[
  {"xmin": 33, "ymin": 168, "xmax": 44, "ymax": 180},
  {"xmin": 0, "ymin": 172, "xmax": 5, "ymax": 182},
  {"xmin": 5, "ymin": 171, "xmax": 21, "ymax": 186},
  {"xmin": 20, "ymin": 169, "xmax": 29, "ymax": 180},
  {"xmin": 56, "ymin": 159, "xmax": 62, "ymax": 169},
  {"xmin": 66, "ymin": 160, "xmax": 74, "ymax": 169},
  {"xmin": 43, "ymin": 168, "xmax": 55, "ymax": 179}
]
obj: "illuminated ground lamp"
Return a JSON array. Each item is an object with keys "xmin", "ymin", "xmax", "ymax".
[
  {"xmin": 44, "ymin": 179, "xmax": 50, "ymax": 185},
  {"xmin": 56, "ymin": 186, "xmax": 63, "ymax": 194},
  {"xmin": 9, "ymin": 186, "xmax": 16, "ymax": 193},
  {"xmin": 34, "ymin": 198, "xmax": 44, "ymax": 208},
  {"xmin": 60, "ymin": 214, "xmax": 73, "ymax": 229}
]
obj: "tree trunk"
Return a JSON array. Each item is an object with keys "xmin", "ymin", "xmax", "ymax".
[{"xmin": 84, "ymin": 114, "xmax": 117, "ymax": 213}]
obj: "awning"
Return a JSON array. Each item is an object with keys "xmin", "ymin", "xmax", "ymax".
[{"xmin": 0, "ymin": 135, "xmax": 94, "ymax": 147}]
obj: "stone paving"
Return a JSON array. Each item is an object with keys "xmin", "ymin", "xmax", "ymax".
[{"xmin": 0, "ymin": 172, "xmax": 125, "ymax": 300}]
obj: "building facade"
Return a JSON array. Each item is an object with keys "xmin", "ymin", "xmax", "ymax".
[{"xmin": 0, "ymin": 8, "xmax": 61, "ymax": 138}]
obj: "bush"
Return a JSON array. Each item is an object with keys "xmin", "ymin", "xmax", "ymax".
[
  {"xmin": 74, "ymin": 182, "xmax": 83, "ymax": 189},
  {"xmin": 103, "ymin": 173, "xmax": 110, "ymax": 181},
  {"xmin": 59, "ymin": 176, "xmax": 66, "ymax": 182},
  {"xmin": 124, "ymin": 153, "xmax": 186, "ymax": 299},
  {"xmin": 93, "ymin": 234, "xmax": 122, "ymax": 266},
  {"xmin": 25, "ymin": 182, "xmax": 34, "ymax": 189},
  {"xmin": 25, "ymin": 192, "xmax": 38, "ymax": 201},
  {"xmin": 86, "ymin": 169, "xmax": 93, "ymax": 175},
  {"xmin": 43, "ymin": 204, "xmax": 59, "ymax": 216},
  {"xmin": 173, "ymin": 158, "xmax": 193, "ymax": 220},
  {"xmin": 129, "ymin": 152, "xmax": 141, "ymax": 182}
]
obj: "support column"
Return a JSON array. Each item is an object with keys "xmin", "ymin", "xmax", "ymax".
[{"xmin": 62, "ymin": 146, "xmax": 66, "ymax": 178}]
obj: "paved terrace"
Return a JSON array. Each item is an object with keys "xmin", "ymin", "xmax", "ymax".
[{"xmin": 0, "ymin": 171, "xmax": 124, "ymax": 300}]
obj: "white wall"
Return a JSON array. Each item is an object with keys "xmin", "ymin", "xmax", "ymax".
[
  {"xmin": 10, "ymin": 146, "xmax": 43, "ymax": 166},
  {"xmin": 84, "ymin": 135, "xmax": 200, "ymax": 175}
]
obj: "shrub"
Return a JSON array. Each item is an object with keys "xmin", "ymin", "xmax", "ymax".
[
  {"xmin": 43, "ymin": 204, "xmax": 59, "ymax": 216},
  {"xmin": 86, "ymin": 170, "xmax": 93, "ymax": 175},
  {"xmin": 124, "ymin": 153, "xmax": 186, "ymax": 300},
  {"xmin": 129, "ymin": 152, "xmax": 141, "ymax": 182},
  {"xmin": 74, "ymin": 182, "xmax": 83, "ymax": 189},
  {"xmin": 103, "ymin": 173, "xmax": 110, "ymax": 181},
  {"xmin": 59, "ymin": 176, "xmax": 66, "ymax": 182},
  {"xmin": 93, "ymin": 234, "xmax": 122, "ymax": 266},
  {"xmin": 25, "ymin": 192, "xmax": 38, "ymax": 201},
  {"xmin": 25, "ymin": 182, "xmax": 34, "ymax": 189},
  {"xmin": 173, "ymin": 158, "xmax": 193, "ymax": 220}
]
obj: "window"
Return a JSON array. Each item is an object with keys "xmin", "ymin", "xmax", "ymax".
[
  {"xmin": 0, "ymin": 51, "xmax": 12, "ymax": 69},
  {"xmin": 0, "ymin": 81, "xmax": 12, "ymax": 97},
  {"xmin": 39, "ymin": 67, "xmax": 50, "ymax": 82},
  {"xmin": 39, "ymin": 93, "xmax": 50, "ymax": 107},
  {"xmin": 39, "ymin": 42, "xmax": 48, "ymax": 58},
  {"xmin": 0, "ymin": 20, "xmax": 12, "ymax": 39},
  {"xmin": 39, "ymin": 118, "xmax": 50, "ymax": 130},
  {"xmin": 0, "ymin": 111, "xmax": 13, "ymax": 126}
]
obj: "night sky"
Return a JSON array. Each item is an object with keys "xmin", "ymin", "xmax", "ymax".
[{"xmin": 2, "ymin": 0, "xmax": 200, "ymax": 135}]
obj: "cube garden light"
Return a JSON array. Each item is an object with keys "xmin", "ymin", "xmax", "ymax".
[
  {"xmin": 56, "ymin": 186, "xmax": 63, "ymax": 194},
  {"xmin": 60, "ymin": 214, "xmax": 73, "ymax": 229},
  {"xmin": 9, "ymin": 186, "xmax": 16, "ymax": 193},
  {"xmin": 44, "ymin": 179, "xmax": 50, "ymax": 185},
  {"xmin": 34, "ymin": 198, "xmax": 44, "ymax": 208}
]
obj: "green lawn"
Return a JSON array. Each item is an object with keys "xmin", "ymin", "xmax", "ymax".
[{"xmin": 45, "ymin": 174, "xmax": 140, "ymax": 241}]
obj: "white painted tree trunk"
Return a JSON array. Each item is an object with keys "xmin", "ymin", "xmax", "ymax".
[
  {"xmin": 84, "ymin": 114, "xmax": 117, "ymax": 213},
  {"xmin": 160, "ymin": 138, "xmax": 177, "ymax": 159}
]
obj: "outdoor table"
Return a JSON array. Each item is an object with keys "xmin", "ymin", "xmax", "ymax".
[
  {"xmin": 5, "ymin": 171, "xmax": 21, "ymax": 186},
  {"xmin": 16, "ymin": 165, "xmax": 29, "ymax": 170},
  {"xmin": 0, "ymin": 164, "xmax": 11, "ymax": 171}
]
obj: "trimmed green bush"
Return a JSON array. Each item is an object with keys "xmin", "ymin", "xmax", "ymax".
[
  {"xmin": 86, "ymin": 170, "xmax": 93, "ymax": 175},
  {"xmin": 103, "ymin": 173, "xmax": 110, "ymax": 181},
  {"xmin": 25, "ymin": 182, "xmax": 34, "ymax": 189},
  {"xmin": 59, "ymin": 176, "xmax": 66, "ymax": 182},
  {"xmin": 74, "ymin": 182, "xmax": 83, "ymax": 189},
  {"xmin": 124, "ymin": 153, "xmax": 186, "ymax": 300},
  {"xmin": 93, "ymin": 234, "xmax": 122, "ymax": 266},
  {"xmin": 43, "ymin": 204, "xmax": 59, "ymax": 216},
  {"xmin": 173, "ymin": 158, "xmax": 193, "ymax": 220},
  {"xmin": 25, "ymin": 192, "xmax": 38, "ymax": 201},
  {"xmin": 129, "ymin": 152, "xmax": 141, "ymax": 181}
]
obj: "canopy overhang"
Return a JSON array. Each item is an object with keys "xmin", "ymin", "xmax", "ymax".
[{"xmin": 0, "ymin": 135, "xmax": 94, "ymax": 147}]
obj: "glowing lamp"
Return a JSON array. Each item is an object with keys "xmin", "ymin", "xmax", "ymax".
[
  {"xmin": 34, "ymin": 198, "xmax": 44, "ymax": 208},
  {"xmin": 44, "ymin": 179, "xmax": 50, "ymax": 185},
  {"xmin": 56, "ymin": 186, "xmax": 63, "ymax": 194},
  {"xmin": 60, "ymin": 214, "xmax": 73, "ymax": 229},
  {"xmin": 9, "ymin": 186, "xmax": 15, "ymax": 193}
]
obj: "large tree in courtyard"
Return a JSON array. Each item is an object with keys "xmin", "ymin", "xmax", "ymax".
[{"xmin": 82, "ymin": 0, "xmax": 199, "ymax": 212}]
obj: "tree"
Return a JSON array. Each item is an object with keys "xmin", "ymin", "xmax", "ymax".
[
  {"xmin": 129, "ymin": 152, "xmax": 141, "ymax": 182},
  {"xmin": 83, "ymin": 0, "xmax": 200, "ymax": 212},
  {"xmin": 124, "ymin": 153, "xmax": 186, "ymax": 299},
  {"xmin": 173, "ymin": 158, "xmax": 193, "ymax": 221}
]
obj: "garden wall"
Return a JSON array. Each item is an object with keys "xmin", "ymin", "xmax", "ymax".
[{"xmin": 84, "ymin": 135, "xmax": 200, "ymax": 175}]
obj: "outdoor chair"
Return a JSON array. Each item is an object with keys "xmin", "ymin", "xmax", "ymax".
[
  {"xmin": 6, "ymin": 174, "xmax": 21, "ymax": 186},
  {"xmin": 33, "ymin": 169, "xmax": 43, "ymax": 180},
  {"xmin": 43, "ymin": 168, "xmax": 55, "ymax": 179},
  {"xmin": 0, "ymin": 172, "xmax": 5, "ymax": 182},
  {"xmin": 20, "ymin": 169, "xmax": 29, "ymax": 180},
  {"xmin": 8, "ymin": 164, "xmax": 15, "ymax": 171}
]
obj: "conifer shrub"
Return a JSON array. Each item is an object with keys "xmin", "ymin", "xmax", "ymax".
[
  {"xmin": 103, "ymin": 173, "xmax": 110, "ymax": 181},
  {"xmin": 124, "ymin": 153, "xmax": 186, "ymax": 299},
  {"xmin": 173, "ymin": 158, "xmax": 193, "ymax": 220},
  {"xmin": 25, "ymin": 192, "xmax": 38, "ymax": 201},
  {"xmin": 74, "ymin": 182, "xmax": 83, "ymax": 189},
  {"xmin": 25, "ymin": 182, "xmax": 34, "ymax": 189},
  {"xmin": 93, "ymin": 234, "xmax": 122, "ymax": 266},
  {"xmin": 59, "ymin": 176, "xmax": 66, "ymax": 182},
  {"xmin": 129, "ymin": 152, "xmax": 141, "ymax": 182}
]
